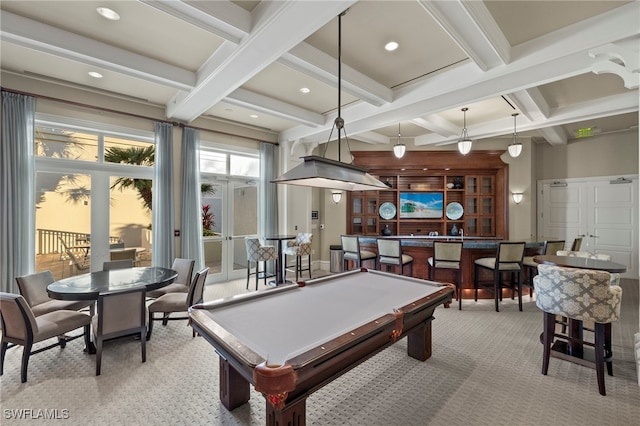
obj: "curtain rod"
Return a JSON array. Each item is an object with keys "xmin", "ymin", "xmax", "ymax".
[{"xmin": 1, "ymin": 87, "xmax": 277, "ymax": 145}]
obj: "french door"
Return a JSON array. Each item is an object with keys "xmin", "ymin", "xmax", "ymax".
[
  {"xmin": 538, "ymin": 175, "xmax": 638, "ymax": 278},
  {"xmin": 201, "ymin": 177, "xmax": 259, "ymax": 283}
]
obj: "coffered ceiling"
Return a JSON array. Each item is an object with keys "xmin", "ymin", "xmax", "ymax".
[{"xmin": 1, "ymin": 1, "xmax": 638, "ymax": 152}]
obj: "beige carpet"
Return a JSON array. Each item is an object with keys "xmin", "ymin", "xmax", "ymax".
[{"xmin": 1, "ymin": 275, "xmax": 638, "ymax": 425}]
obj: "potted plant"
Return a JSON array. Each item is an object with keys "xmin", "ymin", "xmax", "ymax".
[{"xmin": 202, "ymin": 204, "xmax": 216, "ymax": 236}]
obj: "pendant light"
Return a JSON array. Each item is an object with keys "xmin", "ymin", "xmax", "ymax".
[
  {"xmin": 457, "ymin": 107, "xmax": 473, "ymax": 155},
  {"xmin": 393, "ymin": 123, "xmax": 406, "ymax": 158},
  {"xmin": 508, "ymin": 113, "xmax": 522, "ymax": 158},
  {"xmin": 273, "ymin": 12, "xmax": 388, "ymax": 192}
]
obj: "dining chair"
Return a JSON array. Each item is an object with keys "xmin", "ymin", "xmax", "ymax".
[
  {"xmin": 93, "ymin": 287, "xmax": 148, "ymax": 376},
  {"xmin": 146, "ymin": 267, "xmax": 209, "ymax": 340},
  {"xmin": 533, "ymin": 264, "xmax": 622, "ymax": 396},
  {"xmin": 102, "ymin": 259, "xmax": 134, "ymax": 270},
  {"xmin": 341, "ymin": 235, "xmax": 377, "ymax": 270},
  {"xmin": 245, "ymin": 238, "xmax": 277, "ymax": 290},
  {"xmin": 377, "ymin": 239, "xmax": 413, "ymax": 276},
  {"xmin": 427, "ymin": 241, "xmax": 463, "ymax": 310},
  {"xmin": 0, "ymin": 293, "xmax": 92, "ymax": 382},
  {"xmin": 283, "ymin": 233, "xmax": 313, "ymax": 281},
  {"xmin": 474, "ymin": 241, "xmax": 526, "ymax": 312},
  {"xmin": 147, "ymin": 258, "xmax": 195, "ymax": 298},
  {"xmin": 522, "ymin": 240, "xmax": 565, "ymax": 296},
  {"xmin": 15, "ymin": 270, "xmax": 94, "ymax": 317}
]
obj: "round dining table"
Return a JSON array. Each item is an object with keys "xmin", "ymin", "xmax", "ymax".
[
  {"xmin": 47, "ymin": 266, "xmax": 178, "ymax": 301},
  {"xmin": 533, "ymin": 255, "xmax": 627, "ymax": 273}
]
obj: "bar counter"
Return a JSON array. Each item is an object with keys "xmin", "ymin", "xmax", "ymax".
[{"xmin": 356, "ymin": 236, "xmax": 545, "ymax": 299}]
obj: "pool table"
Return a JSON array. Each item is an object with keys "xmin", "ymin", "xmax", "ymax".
[{"xmin": 189, "ymin": 268, "xmax": 454, "ymax": 426}]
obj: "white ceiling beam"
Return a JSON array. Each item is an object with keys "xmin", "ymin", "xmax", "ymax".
[
  {"xmin": 166, "ymin": 0, "xmax": 357, "ymax": 122},
  {"xmin": 280, "ymin": 3, "xmax": 639, "ymax": 144},
  {"xmin": 418, "ymin": 0, "xmax": 510, "ymax": 70},
  {"xmin": 538, "ymin": 126, "xmax": 569, "ymax": 145},
  {"xmin": 0, "ymin": 11, "xmax": 195, "ymax": 90},
  {"xmin": 226, "ymin": 88, "xmax": 325, "ymax": 127},
  {"xmin": 410, "ymin": 116, "xmax": 459, "ymax": 138},
  {"xmin": 506, "ymin": 88, "xmax": 551, "ymax": 122}
]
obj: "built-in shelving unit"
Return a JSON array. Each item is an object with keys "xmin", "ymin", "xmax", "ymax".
[{"xmin": 347, "ymin": 151, "xmax": 508, "ymax": 238}]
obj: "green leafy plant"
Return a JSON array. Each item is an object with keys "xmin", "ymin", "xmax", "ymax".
[{"xmin": 202, "ymin": 204, "xmax": 216, "ymax": 236}]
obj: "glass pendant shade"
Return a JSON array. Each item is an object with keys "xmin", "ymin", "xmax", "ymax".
[
  {"xmin": 508, "ymin": 113, "xmax": 522, "ymax": 158},
  {"xmin": 393, "ymin": 123, "xmax": 406, "ymax": 158},
  {"xmin": 457, "ymin": 108, "xmax": 473, "ymax": 155}
]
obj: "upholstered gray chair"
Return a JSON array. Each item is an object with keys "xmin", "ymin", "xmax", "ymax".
[
  {"xmin": 341, "ymin": 235, "xmax": 377, "ymax": 270},
  {"xmin": 0, "ymin": 293, "xmax": 92, "ymax": 382},
  {"xmin": 102, "ymin": 259, "xmax": 133, "ymax": 270},
  {"xmin": 245, "ymin": 238, "xmax": 277, "ymax": 290},
  {"xmin": 428, "ymin": 241, "xmax": 463, "ymax": 310},
  {"xmin": 474, "ymin": 241, "xmax": 526, "ymax": 312},
  {"xmin": 377, "ymin": 239, "xmax": 413, "ymax": 276},
  {"xmin": 16, "ymin": 270, "xmax": 94, "ymax": 317},
  {"xmin": 93, "ymin": 288, "xmax": 147, "ymax": 376},
  {"xmin": 283, "ymin": 233, "xmax": 313, "ymax": 281},
  {"xmin": 556, "ymin": 250, "xmax": 611, "ymax": 260},
  {"xmin": 147, "ymin": 258, "xmax": 195, "ymax": 298},
  {"xmin": 147, "ymin": 267, "xmax": 209, "ymax": 340},
  {"xmin": 523, "ymin": 240, "xmax": 565, "ymax": 296},
  {"xmin": 533, "ymin": 264, "xmax": 622, "ymax": 396}
]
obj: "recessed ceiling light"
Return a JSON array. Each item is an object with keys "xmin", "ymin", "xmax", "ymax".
[
  {"xmin": 385, "ymin": 41, "xmax": 399, "ymax": 51},
  {"xmin": 97, "ymin": 7, "xmax": 120, "ymax": 21},
  {"xmin": 249, "ymin": 114, "xmax": 259, "ymax": 119},
  {"xmin": 299, "ymin": 87, "xmax": 310, "ymax": 94},
  {"xmin": 88, "ymin": 71, "xmax": 103, "ymax": 79}
]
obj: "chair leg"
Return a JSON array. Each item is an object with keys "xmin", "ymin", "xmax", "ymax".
[
  {"xmin": 147, "ymin": 312, "xmax": 154, "ymax": 341},
  {"xmin": 517, "ymin": 271, "xmax": 523, "ymax": 312},
  {"xmin": 494, "ymin": 270, "xmax": 500, "ymax": 312},
  {"xmin": 541, "ymin": 312, "xmax": 555, "ymax": 375},
  {"xmin": 246, "ymin": 261, "xmax": 251, "ymax": 289},
  {"xmin": 0, "ymin": 341, "xmax": 7, "ymax": 376},
  {"xmin": 474, "ymin": 265, "xmax": 479, "ymax": 302},
  {"xmin": 140, "ymin": 327, "xmax": 147, "ymax": 364},
  {"xmin": 594, "ymin": 322, "xmax": 606, "ymax": 396},
  {"xmin": 95, "ymin": 337, "xmax": 103, "ymax": 376},
  {"xmin": 307, "ymin": 254, "xmax": 312, "ymax": 279},
  {"xmin": 457, "ymin": 269, "xmax": 463, "ymax": 311},
  {"xmin": 83, "ymin": 325, "xmax": 91, "ymax": 355},
  {"xmin": 20, "ymin": 342, "xmax": 33, "ymax": 383},
  {"xmin": 605, "ymin": 323, "xmax": 613, "ymax": 376}
]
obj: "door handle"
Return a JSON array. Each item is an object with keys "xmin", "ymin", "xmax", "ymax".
[{"xmin": 589, "ymin": 234, "xmax": 598, "ymax": 238}]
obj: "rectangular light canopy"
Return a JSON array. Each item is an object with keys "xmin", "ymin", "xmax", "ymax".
[{"xmin": 272, "ymin": 155, "xmax": 389, "ymax": 191}]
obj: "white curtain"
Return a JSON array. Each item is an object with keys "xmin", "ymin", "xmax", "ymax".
[
  {"xmin": 1, "ymin": 91, "xmax": 36, "ymax": 293},
  {"xmin": 259, "ymin": 143, "xmax": 278, "ymax": 274},
  {"xmin": 152, "ymin": 122, "xmax": 174, "ymax": 268},
  {"xmin": 180, "ymin": 127, "xmax": 204, "ymax": 271}
]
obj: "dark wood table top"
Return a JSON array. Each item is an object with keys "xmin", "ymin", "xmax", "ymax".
[
  {"xmin": 265, "ymin": 235, "xmax": 296, "ymax": 241},
  {"xmin": 47, "ymin": 266, "xmax": 178, "ymax": 301},
  {"xmin": 533, "ymin": 255, "xmax": 627, "ymax": 273}
]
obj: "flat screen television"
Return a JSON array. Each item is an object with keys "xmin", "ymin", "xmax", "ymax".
[{"xmin": 399, "ymin": 192, "xmax": 444, "ymax": 219}]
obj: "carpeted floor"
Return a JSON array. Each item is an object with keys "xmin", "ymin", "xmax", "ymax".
[{"xmin": 1, "ymin": 274, "xmax": 638, "ymax": 425}]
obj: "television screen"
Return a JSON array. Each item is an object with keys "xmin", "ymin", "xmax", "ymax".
[{"xmin": 399, "ymin": 192, "xmax": 444, "ymax": 219}]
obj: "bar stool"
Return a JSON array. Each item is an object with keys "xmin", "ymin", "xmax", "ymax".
[
  {"xmin": 341, "ymin": 235, "xmax": 377, "ymax": 270},
  {"xmin": 523, "ymin": 240, "xmax": 565, "ymax": 296},
  {"xmin": 533, "ymin": 264, "xmax": 622, "ymax": 396},
  {"xmin": 474, "ymin": 241, "xmax": 526, "ymax": 312},
  {"xmin": 377, "ymin": 239, "xmax": 413, "ymax": 276},
  {"xmin": 283, "ymin": 233, "xmax": 313, "ymax": 281},
  {"xmin": 245, "ymin": 237, "xmax": 278, "ymax": 290},
  {"xmin": 428, "ymin": 241, "xmax": 463, "ymax": 310}
]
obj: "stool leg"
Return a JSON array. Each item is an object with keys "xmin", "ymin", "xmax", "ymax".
[
  {"xmin": 457, "ymin": 269, "xmax": 462, "ymax": 311},
  {"xmin": 474, "ymin": 264, "xmax": 479, "ymax": 302},
  {"xmin": 494, "ymin": 270, "xmax": 500, "ymax": 312},
  {"xmin": 594, "ymin": 322, "xmax": 606, "ymax": 396},
  {"xmin": 605, "ymin": 323, "xmax": 613, "ymax": 376},
  {"xmin": 246, "ymin": 261, "xmax": 251, "ymax": 290},
  {"xmin": 542, "ymin": 312, "xmax": 555, "ymax": 375}
]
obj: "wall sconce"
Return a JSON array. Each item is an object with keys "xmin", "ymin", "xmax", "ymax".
[
  {"xmin": 512, "ymin": 192, "xmax": 523, "ymax": 204},
  {"xmin": 331, "ymin": 190, "xmax": 343, "ymax": 204}
]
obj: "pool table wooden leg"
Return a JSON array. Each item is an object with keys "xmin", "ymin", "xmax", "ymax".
[
  {"xmin": 406, "ymin": 320, "xmax": 433, "ymax": 361},
  {"xmin": 219, "ymin": 358, "xmax": 250, "ymax": 410},
  {"xmin": 266, "ymin": 397, "xmax": 306, "ymax": 426}
]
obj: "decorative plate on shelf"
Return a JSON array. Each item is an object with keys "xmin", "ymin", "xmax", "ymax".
[
  {"xmin": 446, "ymin": 202, "xmax": 464, "ymax": 220},
  {"xmin": 379, "ymin": 202, "xmax": 397, "ymax": 220}
]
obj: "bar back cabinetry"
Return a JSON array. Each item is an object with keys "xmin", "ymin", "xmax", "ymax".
[{"xmin": 347, "ymin": 151, "xmax": 508, "ymax": 238}]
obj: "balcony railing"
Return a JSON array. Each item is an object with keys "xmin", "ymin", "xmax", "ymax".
[{"xmin": 37, "ymin": 228, "xmax": 121, "ymax": 255}]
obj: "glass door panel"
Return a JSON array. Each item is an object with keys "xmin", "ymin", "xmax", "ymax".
[
  {"xmin": 229, "ymin": 180, "xmax": 258, "ymax": 280},
  {"xmin": 35, "ymin": 172, "xmax": 91, "ymax": 280}
]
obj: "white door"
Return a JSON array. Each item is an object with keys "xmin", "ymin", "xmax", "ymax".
[{"xmin": 539, "ymin": 176, "xmax": 638, "ymax": 278}]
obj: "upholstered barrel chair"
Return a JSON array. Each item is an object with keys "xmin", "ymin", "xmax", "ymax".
[
  {"xmin": 283, "ymin": 233, "xmax": 313, "ymax": 281},
  {"xmin": 533, "ymin": 263, "xmax": 622, "ymax": 396}
]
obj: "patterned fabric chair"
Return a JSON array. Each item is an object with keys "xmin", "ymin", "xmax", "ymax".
[
  {"xmin": 523, "ymin": 240, "xmax": 565, "ymax": 296},
  {"xmin": 474, "ymin": 241, "xmax": 526, "ymax": 312},
  {"xmin": 556, "ymin": 250, "xmax": 611, "ymax": 261},
  {"xmin": 428, "ymin": 241, "xmax": 463, "ymax": 310},
  {"xmin": 15, "ymin": 270, "xmax": 94, "ymax": 317},
  {"xmin": 245, "ymin": 238, "xmax": 278, "ymax": 290},
  {"xmin": 0, "ymin": 293, "xmax": 92, "ymax": 382},
  {"xmin": 283, "ymin": 233, "xmax": 313, "ymax": 281},
  {"xmin": 377, "ymin": 239, "xmax": 413, "ymax": 276},
  {"xmin": 533, "ymin": 264, "xmax": 622, "ymax": 396},
  {"xmin": 341, "ymin": 235, "xmax": 377, "ymax": 270}
]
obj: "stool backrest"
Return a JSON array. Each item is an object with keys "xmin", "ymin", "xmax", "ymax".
[
  {"xmin": 434, "ymin": 241, "xmax": 462, "ymax": 262},
  {"xmin": 543, "ymin": 240, "xmax": 565, "ymax": 255},
  {"xmin": 377, "ymin": 239, "xmax": 401, "ymax": 258},
  {"xmin": 533, "ymin": 264, "xmax": 622, "ymax": 323},
  {"xmin": 497, "ymin": 242, "xmax": 526, "ymax": 264}
]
